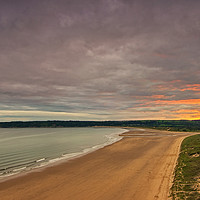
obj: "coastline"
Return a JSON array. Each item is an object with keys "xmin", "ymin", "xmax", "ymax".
[
  {"xmin": 0, "ymin": 127, "xmax": 128, "ymax": 182},
  {"xmin": 0, "ymin": 129, "xmax": 193, "ymax": 200}
]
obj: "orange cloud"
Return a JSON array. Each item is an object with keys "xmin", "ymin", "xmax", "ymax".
[
  {"xmin": 151, "ymin": 95, "xmax": 166, "ymax": 99},
  {"xmin": 155, "ymin": 82, "xmax": 200, "ymax": 93},
  {"xmin": 150, "ymin": 95, "xmax": 175, "ymax": 99},
  {"xmin": 176, "ymin": 113, "xmax": 200, "ymax": 120},
  {"xmin": 138, "ymin": 99, "xmax": 200, "ymax": 108},
  {"xmin": 171, "ymin": 109, "xmax": 200, "ymax": 120},
  {"xmin": 154, "ymin": 99, "xmax": 200, "ymax": 105},
  {"xmin": 155, "ymin": 84, "xmax": 178, "ymax": 91},
  {"xmin": 172, "ymin": 109, "xmax": 200, "ymax": 114},
  {"xmin": 187, "ymin": 84, "xmax": 200, "ymax": 87},
  {"xmin": 180, "ymin": 84, "xmax": 200, "ymax": 91},
  {"xmin": 169, "ymin": 80, "xmax": 182, "ymax": 83}
]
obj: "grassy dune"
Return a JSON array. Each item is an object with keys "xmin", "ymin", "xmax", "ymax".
[{"xmin": 171, "ymin": 134, "xmax": 200, "ymax": 200}]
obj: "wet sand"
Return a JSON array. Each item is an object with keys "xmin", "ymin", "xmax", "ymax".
[{"xmin": 0, "ymin": 129, "xmax": 192, "ymax": 200}]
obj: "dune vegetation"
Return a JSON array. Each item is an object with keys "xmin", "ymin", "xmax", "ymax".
[{"xmin": 171, "ymin": 134, "xmax": 200, "ymax": 200}]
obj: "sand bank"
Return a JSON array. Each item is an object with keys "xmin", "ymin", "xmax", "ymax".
[{"xmin": 0, "ymin": 129, "xmax": 192, "ymax": 200}]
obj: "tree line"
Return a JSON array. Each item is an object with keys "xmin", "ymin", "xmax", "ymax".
[{"xmin": 0, "ymin": 120, "xmax": 200, "ymax": 132}]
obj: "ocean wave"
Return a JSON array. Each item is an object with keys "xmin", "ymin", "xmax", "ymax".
[
  {"xmin": 36, "ymin": 158, "xmax": 46, "ymax": 163},
  {"xmin": 13, "ymin": 166, "xmax": 27, "ymax": 172}
]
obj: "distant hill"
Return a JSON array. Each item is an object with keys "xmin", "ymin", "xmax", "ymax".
[{"xmin": 0, "ymin": 120, "xmax": 200, "ymax": 132}]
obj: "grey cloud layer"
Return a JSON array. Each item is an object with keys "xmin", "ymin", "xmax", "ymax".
[{"xmin": 0, "ymin": 0, "xmax": 200, "ymax": 120}]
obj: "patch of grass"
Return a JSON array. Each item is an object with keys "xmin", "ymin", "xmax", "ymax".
[{"xmin": 170, "ymin": 134, "xmax": 200, "ymax": 199}]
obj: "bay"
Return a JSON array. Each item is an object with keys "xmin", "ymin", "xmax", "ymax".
[{"xmin": 0, "ymin": 127, "xmax": 126, "ymax": 178}]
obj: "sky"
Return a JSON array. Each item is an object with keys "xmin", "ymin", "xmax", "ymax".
[{"xmin": 0, "ymin": 0, "xmax": 200, "ymax": 121}]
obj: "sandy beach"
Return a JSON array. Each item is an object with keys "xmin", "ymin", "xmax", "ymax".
[{"xmin": 0, "ymin": 129, "xmax": 192, "ymax": 200}]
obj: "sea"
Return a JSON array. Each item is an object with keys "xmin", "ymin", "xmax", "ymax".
[{"xmin": 0, "ymin": 127, "xmax": 127, "ymax": 179}]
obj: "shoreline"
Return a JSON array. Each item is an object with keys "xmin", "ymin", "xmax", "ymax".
[
  {"xmin": 0, "ymin": 129, "xmax": 194, "ymax": 200},
  {"xmin": 0, "ymin": 127, "xmax": 128, "ymax": 183}
]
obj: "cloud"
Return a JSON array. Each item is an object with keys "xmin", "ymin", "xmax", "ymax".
[{"xmin": 0, "ymin": 0, "xmax": 200, "ymax": 121}]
